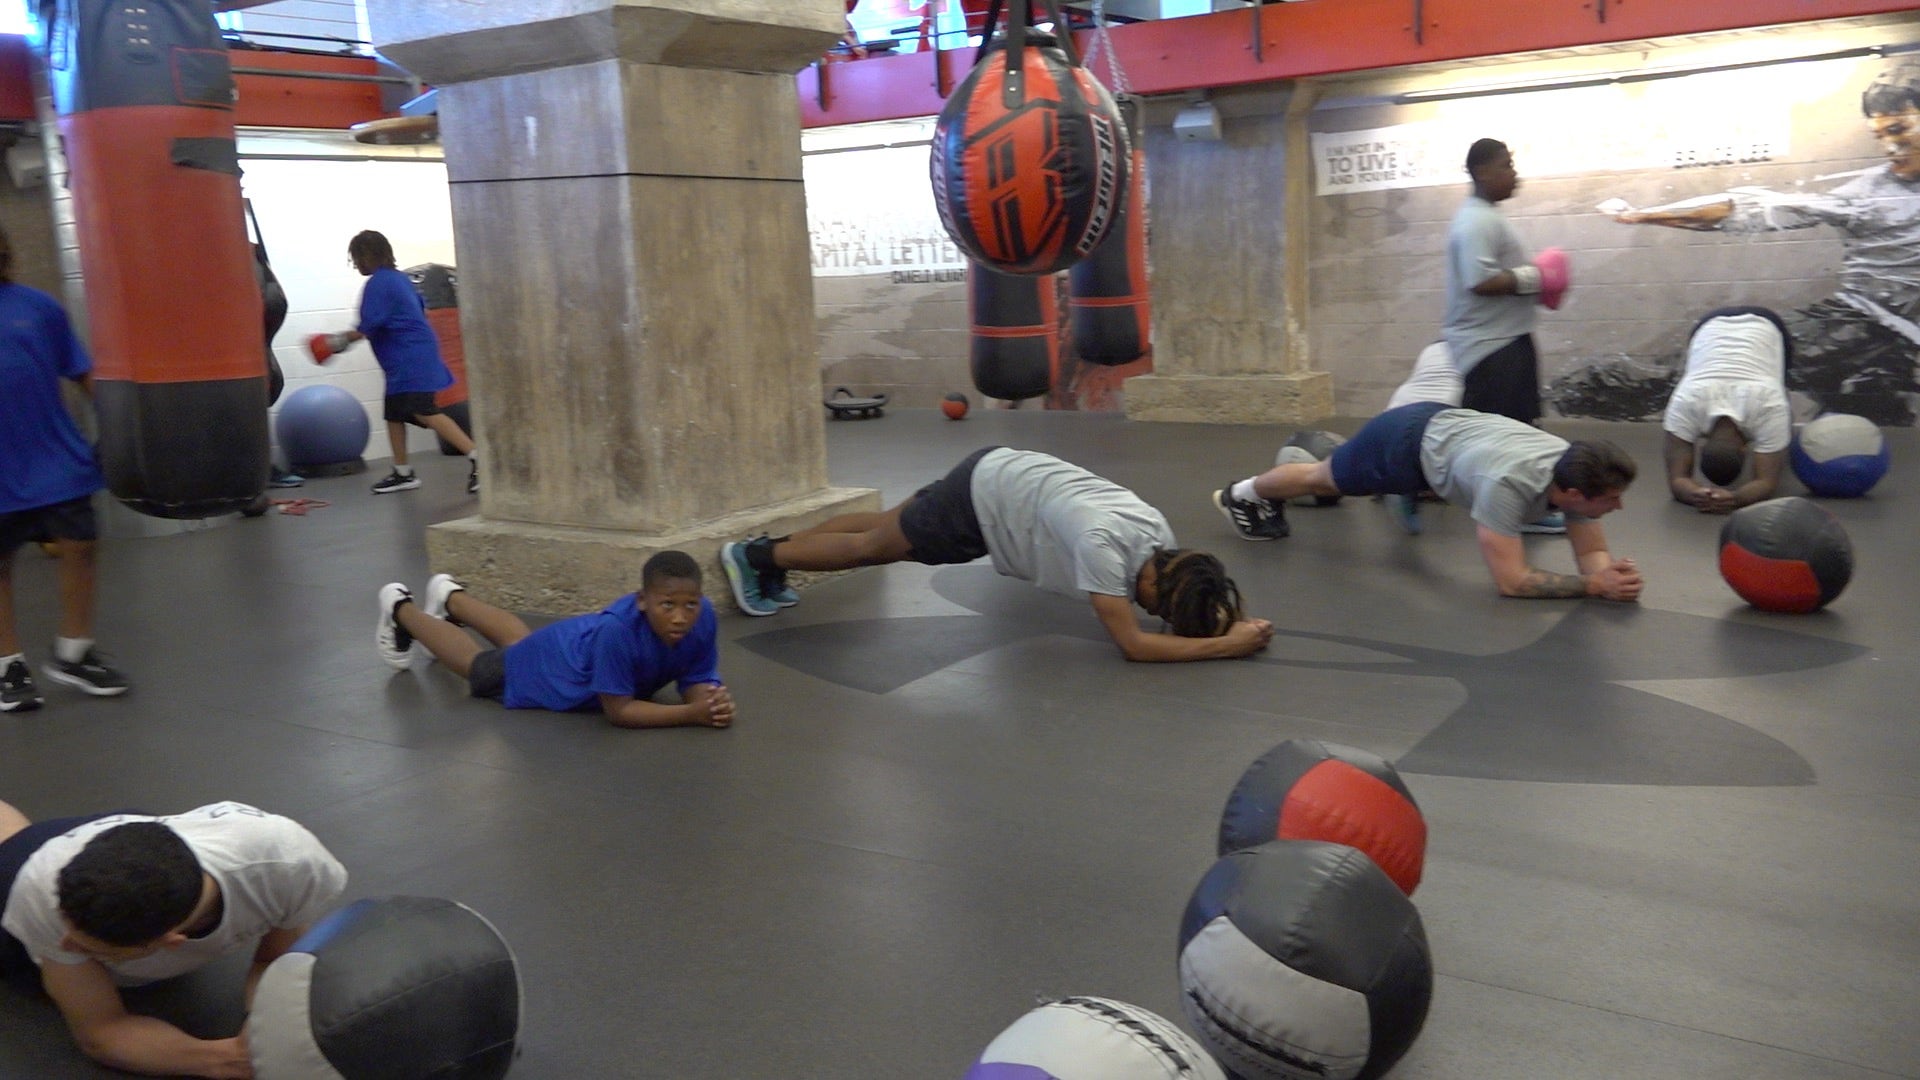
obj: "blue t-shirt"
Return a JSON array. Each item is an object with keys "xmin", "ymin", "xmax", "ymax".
[
  {"xmin": 0, "ymin": 283, "xmax": 104, "ymax": 514},
  {"xmin": 500, "ymin": 594, "xmax": 721, "ymax": 712},
  {"xmin": 357, "ymin": 266, "xmax": 452, "ymax": 395}
]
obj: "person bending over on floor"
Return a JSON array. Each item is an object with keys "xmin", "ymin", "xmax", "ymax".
[
  {"xmin": 376, "ymin": 550, "xmax": 733, "ymax": 729},
  {"xmin": 721, "ymin": 446, "xmax": 1274, "ymax": 662},
  {"xmin": 1214, "ymin": 403, "xmax": 1644, "ymax": 602},
  {"xmin": 1662, "ymin": 306, "xmax": 1792, "ymax": 514},
  {"xmin": 0, "ymin": 799, "xmax": 346, "ymax": 1079}
]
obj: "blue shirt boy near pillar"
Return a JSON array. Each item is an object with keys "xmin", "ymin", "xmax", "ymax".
[
  {"xmin": 501, "ymin": 592, "xmax": 721, "ymax": 712},
  {"xmin": 376, "ymin": 550, "xmax": 735, "ymax": 730},
  {"xmin": 357, "ymin": 265, "xmax": 452, "ymax": 396}
]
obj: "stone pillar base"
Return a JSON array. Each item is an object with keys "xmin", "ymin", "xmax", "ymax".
[
  {"xmin": 1123, "ymin": 372, "xmax": 1333, "ymax": 425},
  {"xmin": 426, "ymin": 486, "xmax": 882, "ymax": 615}
]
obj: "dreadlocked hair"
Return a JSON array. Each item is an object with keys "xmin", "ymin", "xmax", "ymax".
[{"xmin": 1151, "ymin": 549, "xmax": 1243, "ymax": 639}]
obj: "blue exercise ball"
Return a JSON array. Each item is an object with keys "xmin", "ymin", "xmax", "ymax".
[
  {"xmin": 1791, "ymin": 414, "xmax": 1889, "ymax": 498},
  {"xmin": 277, "ymin": 384, "xmax": 369, "ymax": 470}
]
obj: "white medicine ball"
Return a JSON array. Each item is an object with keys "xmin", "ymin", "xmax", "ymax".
[{"xmin": 965, "ymin": 996, "xmax": 1226, "ymax": 1079}]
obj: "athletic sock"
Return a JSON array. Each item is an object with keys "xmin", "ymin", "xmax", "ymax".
[
  {"xmin": 54, "ymin": 637, "xmax": 93, "ymax": 664},
  {"xmin": 1231, "ymin": 478, "xmax": 1262, "ymax": 503},
  {"xmin": 394, "ymin": 464, "xmax": 415, "ymax": 477},
  {"xmin": 742, "ymin": 536, "xmax": 782, "ymax": 574}
]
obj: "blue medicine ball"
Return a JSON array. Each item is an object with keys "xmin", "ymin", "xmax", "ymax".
[
  {"xmin": 1791, "ymin": 414, "xmax": 1889, "ymax": 498},
  {"xmin": 276, "ymin": 385, "xmax": 370, "ymax": 469}
]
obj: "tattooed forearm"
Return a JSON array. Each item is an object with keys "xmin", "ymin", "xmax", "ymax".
[{"xmin": 1509, "ymin": 569, "xmax": 1588, "ymax": 598}]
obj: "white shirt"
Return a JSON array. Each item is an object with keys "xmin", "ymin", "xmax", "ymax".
[
  {"xmin": 2, "ymin": 803, "xmax": 347, "ymax": 986},
  {"xmin": 1388, "ymin": 341, "xmax": 1465, "ymax": 410},
  {"xmin": 1662, "ymin": 314, "xmax": 1791, "ymax": 453},
  {"xmin": 970, "ymin": 448, "xmax": 1174, "ymax": 600}
]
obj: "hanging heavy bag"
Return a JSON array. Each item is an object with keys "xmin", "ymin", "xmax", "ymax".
[
  {"xmin": 1068, "ymin": 94, "xmax": 1149, "ymax": 364},
  {"xmin": 43, "ymin": 0, "xmax": 269, "ymax": 518},
  {"xmin": 931, "ymin": 0, "xmax": 1130, "ymax": 276},
  {"xmin": 968, "ymin": 261, "xmax": 1057, "ymax": 401}
]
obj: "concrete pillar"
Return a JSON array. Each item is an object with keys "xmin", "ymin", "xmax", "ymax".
[
  {"xmin": 1124, "ymin": 86, "xmax": 1333, "ymax": 425},
  {"xmin": 366, "ymin": 0, "xmax": 878, "ymax": 612}
]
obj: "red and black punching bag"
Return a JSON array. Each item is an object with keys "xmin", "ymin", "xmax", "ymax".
[
  {"xmin": 1068, "ymin": 96, "xmax": 1149, "ymax": 365},
  {"xmin": 42, "ymin": 0, "xmax": 268, "ymax": 518},
  {"xmin": 968, "ymin": 261, "xmax": 1056, "ymax": 401},
  {"xmin": 931, "ymin": 0, "xmax": 1130, "ymax": 276}
]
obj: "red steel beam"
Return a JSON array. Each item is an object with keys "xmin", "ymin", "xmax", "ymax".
[
  {"xmin": 801, "ymin": 0, "xmax": 1920, "ymax": 127},
  {"xmin": 0, "ymin": 35, "xmax": 385, "ymax": 128}
]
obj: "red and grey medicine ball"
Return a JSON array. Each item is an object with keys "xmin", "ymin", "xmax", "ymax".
[
  {"xmin": 249, "ymin": 896, "xmax": 520, "ymax": 1079},
  {"xmin": 1178, "ymin": 841, "xmax": 1432, "ymax": 1080},
  {"xmin": 931, "ymin": 32, "xmax": 1130, "ymax": 275},
  {"xmin": 1218, "ymin": 738, "xmax": 1427, "ymax": 895},
  {"xmin": 942, "ymin": 392, "xmax": 972, "ymax": 420},
  {"xmin": 1718, "ymin": 496, "xmax": 1853, "ymax": 613},
  {"xmin": 965, "ymin": 996, "xmax": 1226, "ymax": 1080},
  {"xmin": 1790, "ymin": 413, "xmax": 1889, "ymax": 498}
]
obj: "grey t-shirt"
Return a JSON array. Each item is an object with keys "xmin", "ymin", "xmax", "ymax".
[
  {"xmin": 1419, "ymin": 409, "xmax": 1590, "ymax": 536},
  {"xmin": 1444, "ymin": 195, "xmax": 1537, "ymax": 373},
  {"xmin": 970, "ymin": 448, "xmax": 1175, "ymax": 599}
]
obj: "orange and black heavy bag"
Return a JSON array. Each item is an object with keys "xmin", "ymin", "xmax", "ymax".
[
  {"xmin": 931, "ymin": 0, "xmax": 1130, "ymax": 276},
  {"xmin": 1068, "ymin": 96, "xmax": 1149, "ymax": 365},
  {"xmin": 969, "ymin": 261, "xmax": 1056, "ymax": 401},
  {"xmin": 41, "ymin": 0, "xmax": 268, "ymax": 518}
]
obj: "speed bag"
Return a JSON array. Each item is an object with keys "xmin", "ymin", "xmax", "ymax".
[
  {"xmin": 1068, "ymin": 120, "xmax": 1148, "ymax": 365},
  {"xmin": 45, "ymin": 0, "xmax": 269, "ymax": 518},
  {"xmin": 932, "ymin": 30, "xmax": 1130, "ymax": 276},
  {"xmin": 969, "ymin": 262, "xmax": 1057, "ymax": 401}
]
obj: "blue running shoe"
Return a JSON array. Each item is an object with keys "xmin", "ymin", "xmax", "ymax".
[
  {"xmin": 1388, "ymin": 494, "xmax": 1423, "ymax": 536},
  {"xmin": 721, "ymin": 542, "xmax": 779, "ymax": 616},
  {"xmin": 1520, "ymin": 511, "xmax": 1567, "ymax": 534}
]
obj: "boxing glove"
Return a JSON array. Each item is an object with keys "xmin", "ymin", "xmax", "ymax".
[
  {"xmin": 306, "ymin": 332, "xmax": 355, "ymax": 364},
  {"xmin": 1510, "ymin": 249, "xmax": 1571, "ymax": 310}
]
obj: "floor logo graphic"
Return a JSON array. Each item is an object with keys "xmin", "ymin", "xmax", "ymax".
[{"xmin": 738, "ymin": 567, "xmax": 1863, "ymax": 787}]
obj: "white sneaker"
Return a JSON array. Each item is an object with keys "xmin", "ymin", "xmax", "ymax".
[
  {"xmin": 422, "ymin": 573, "xmax": 465, "ymax": 625},
  {"xmin": 376, "ymin": 583, "xmax": 415, "ymax": 670}
]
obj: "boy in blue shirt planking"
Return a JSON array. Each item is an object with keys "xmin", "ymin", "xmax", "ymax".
[
  {"xmin": 317, "ymin": 230, "xmax": 478, "ymax": 495},
  {"xmin": 375, "ymin": 550, "xmax": 734, "ymax": 729}
]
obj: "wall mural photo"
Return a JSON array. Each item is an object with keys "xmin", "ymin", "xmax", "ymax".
[{"xmin": 1311, "ymin": 50, "xmax": 1920, "ymax": 426}]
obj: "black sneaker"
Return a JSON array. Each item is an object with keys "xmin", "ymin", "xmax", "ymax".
[
  {"xmin": 1214, "ymin": 486, "xmax": 1288, "ymax": 540},
  {"xmin": 371, "ymin": 470, "xmax": 421, "ymax": 494},
  {"xmin": 466, "ymin": 459, "xmax": 479, "ymax": 495},
  {"xmin": 1, "ymin": 659, "xmax": 42, "ymax": 712},
  {"xmin": 43, "ymin": 650, "xmax": 129, "ymax": 697}
]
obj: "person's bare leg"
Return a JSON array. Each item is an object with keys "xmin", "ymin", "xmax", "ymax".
[
  {"xmin": 0, "ymin": 552, "xmax": 19, "ymax": 656},
  {"xmin": 443, "ymin": 592, "xmax": 532, "ymax": 649},
  {"xmin": 387, "ymin": 420, "xmax": 410, "ymax": 468},
  {"xmin": 789, "ymin": 510, "xmax": 893, "ymax": 538},
  {"xmin": 395, "ymin": 603, "xmax": 484, "ymax": 677},
  {"xmin": 50, "ymin": 539, "xmax": 96, "ymax": 640},
  {"xmin": 0, "ymin": 797, "xmax": 29, "ymax": 844},
  {"xmin": 1252, "ymin": 460, "xmax": 1342, "ymax": 502},
  {"xmin": 773, "ymin": 505, "xmax": 916, "ymax": 571},
  {"xmin": 417, "ymin": 413, "xmax": 474, "ymax": 456}
]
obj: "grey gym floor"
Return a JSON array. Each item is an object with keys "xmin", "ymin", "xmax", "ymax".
[{"xmin": 1, "ymin": 409, "xmax": 1915, "ymax": 1079}]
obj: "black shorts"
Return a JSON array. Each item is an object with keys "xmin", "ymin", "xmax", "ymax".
[
  {"xmin": 467, "ymin": 648, "xmax": 507, "ymax": 701},
  {"xmin": 0, "ymin": 496, "xmax": 99, "ymax": 555},
  {"xmin": 0, "ymin": 812, "xmax": 125, "ymax": 980},
  {"xmin": 384, "ymin": 392, "xmax": 442, "ymax": 426},
  {"xmin": 1461, "ymin": 335, "xmax": 1541, "ymax": 424},
  {"xmin": 898, "ymin": 447, "xmax": 998, "ymax": 566}
]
